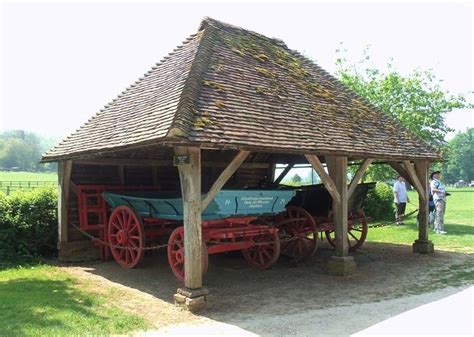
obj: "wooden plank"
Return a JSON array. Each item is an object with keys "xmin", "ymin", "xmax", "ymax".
[
  {"xmin": 273, "ymin": 162, "xmax": 294, "ymax": 185},
  {"xmin": 75, "ymin": 158, "xmax": 268, "ymax": 169},
  {"xmin": 202, "ymin": 150, "xmax": 250, "ymax": 210},
  {"xmin": 305, "ymin": 154, "xmax": 341, "ymax": 204},
  {"xmin": 174, "ymin": 146, "xmax": 203, "ymax": 290},
  {"xmin": 387, "ymin": 161, "xmax": 414, "ymax": 186},
  {"xmin": 403, "ymin": 160, "xmax": 426, "ymax": 202},
  {"xmin": 347, "ymin": 159, "xmax": 373, "ymax": 199},
  {"xmin": 333, "ymin": 157, "xmax": 349, "ymax": 257},
  {"xmin": 58, "ymin": 160, "xmax": 72, "ymax": 245},
  {"xmin": 415, "ymin": 160, "xmax": 429, "ymax": 241}
]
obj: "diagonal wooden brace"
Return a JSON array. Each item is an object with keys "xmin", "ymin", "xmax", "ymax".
[{"xmin": 305, "ymin": 154, "xmax": 341, "ymax": 205}]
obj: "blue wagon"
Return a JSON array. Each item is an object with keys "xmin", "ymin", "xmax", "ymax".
[{"xmin": 101, "ymin": 189, "xmax": 295, "ymax": 281}]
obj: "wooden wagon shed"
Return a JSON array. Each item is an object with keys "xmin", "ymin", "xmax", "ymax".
[{"xmin": 42, "ymin": 17, "xmax": 440, "ymax": 310}]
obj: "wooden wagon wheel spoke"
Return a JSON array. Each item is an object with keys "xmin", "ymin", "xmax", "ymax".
[
  {"xmin": 325, "ymin": 213, "xmax": 368, "ymax": 252},
  {"xmin": 107, "ymin": 205, "xmax": 145, "ymax": 268},
  {"xmin": 276, "ymin": 206, "xmax": 318, "ymax": 260},
  {"xmin": 167, "ymin": 226, "xmax": 208, "ymax": 282},
  {"xmin": 242, "ymin": 232, "xmax": 280, "ymax": 270}
]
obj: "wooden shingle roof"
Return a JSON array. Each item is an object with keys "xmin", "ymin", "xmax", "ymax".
[{"xmin": 43, "ymin": 17, "xmax": 439, "ymax": 162}]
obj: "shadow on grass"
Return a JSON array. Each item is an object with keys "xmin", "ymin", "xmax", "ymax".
[
  {"xmin": 0, "ymin": 277, "xmax": 126, "ymax": 336},
  {"xmin": 443, "ymin": 223, "xmax": 474, "ymax": 236},
  {"xmin": 0, "ymin": 278, "xmax": 88, "ymax": 335}
]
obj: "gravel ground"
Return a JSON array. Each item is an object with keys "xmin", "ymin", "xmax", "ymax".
[{"xmin": 62, "ymin": 241, "xmax": 474, "ymax": 336}]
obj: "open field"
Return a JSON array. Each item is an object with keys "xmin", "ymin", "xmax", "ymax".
[
  {"xmin": 366, "ymin": 187, "xmax": 474, "ymax": 253},
  {"xmin": 0, "ymin": 171, "xmax": 57, "ymax": 181}
]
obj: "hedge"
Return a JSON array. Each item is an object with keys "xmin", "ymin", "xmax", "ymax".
[
  {"xmin": 363, "ymin": 182, "xmax": 395, "ymax": 220},
  {"xmin": 0, "ymin": 187, "xmax": 57, "ymax": 263}
]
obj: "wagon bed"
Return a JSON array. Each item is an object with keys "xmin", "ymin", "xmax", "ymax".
[{"xmin": 102, "ymin": 189, "xmax": 295, "ymax": 220}]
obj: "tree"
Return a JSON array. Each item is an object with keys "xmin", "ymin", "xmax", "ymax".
[
  {"xmin": 0, "ymin": 130, "xmax": 58, "ymax": 171},
  {"xmin": 291, "ymin": 173, "xmax": 302, "ymax": 184},
  {"xmin": 441, "ymin": 128, "xmax": 474, "ymax": 184},
  {"xmin": 335, "ymin": 46, "xmax": 472, "ymax": 181}
]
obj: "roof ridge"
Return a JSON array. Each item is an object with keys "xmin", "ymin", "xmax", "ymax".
[{"xmin": 200, "ymin": 17, "xmax": 288, "ymax": 49}]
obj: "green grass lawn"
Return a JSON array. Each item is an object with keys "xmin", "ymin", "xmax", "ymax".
[
  {"xmin": 366, "ymin": 187, "xmax": 474, "ymax": 253},
  {"xmin": 0, "ymin": 265, "xmax": 148, "ymax": 336},
  {"xmin": 0, "ymin": 171, "xmax": 57, "ymax": 181}
]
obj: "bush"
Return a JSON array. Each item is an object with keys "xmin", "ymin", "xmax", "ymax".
[
  {"xmin": 363, "ymin": 182, "xmax": 394, "ymax": 220},
  {"xmin": 0, "ymin": 187, "xmax": 58, "ymax": 263}
]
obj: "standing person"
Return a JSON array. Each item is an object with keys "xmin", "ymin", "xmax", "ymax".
[
  {"xmin": 430, "ymin": 171, "xmax": 447, "ymax": 234},
  {"xmin": 393, "ymin": 175, "xmax": 409, "ymax": 225}
]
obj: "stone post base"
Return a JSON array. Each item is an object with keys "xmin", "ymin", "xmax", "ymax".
[
  {"xmin": 412, "ymin": 240, "xmax": 434, "ymax": 254},
  {"xmin": 174, "ymin": 287, "xmax": 209, "ymax": 312},
  {"xmin": 327, "ymin": 256, "xmax": 357, "ymax": 276}
]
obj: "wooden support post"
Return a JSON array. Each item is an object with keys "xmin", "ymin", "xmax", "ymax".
[
  {"xmin": 413, "ymin": 160, "xmax": 434, "ymax": 253},
  {"xmin": 202, "ymin": 150, "xmax": 250, "ymax": 210},
  {"xmin": 327, "ymin": 156, "xmax": 356, "ymax": 275},
  {"xmin": 274, "ymin": 162, "xmax": 294, "ymax": 185},
  {"xmin": 333, "ymin": 157, "xmax": 349, "ymax": 257},
  {"xmin": 118, "ymin": 165, "xmax": 125, "ymax": 185},
  {"xmin": 403, "ymin": 160, "xmax": 426, "ymax": 202},
  {"xmin": 174, "ymin": 147, "xmax": 203, "ymax": 290},
  {"xmin": 305, "ymin": 155, "xmax": 341, "ymax": 204},
  {"xmin": 347, "ymin": 159, "xmax": 373, "ymax": 200},
  {"xmin": 152, "ymin": 167, "xmax": 159, "ymax": 186},
  {"xmin": 58, "ymin": 160, "xmax": 72, "ymax": 246}
]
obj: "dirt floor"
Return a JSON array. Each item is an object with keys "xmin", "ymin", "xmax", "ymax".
[{"xmin": 61, "ymin": 241, "xmax": 474, "ymax": 336}]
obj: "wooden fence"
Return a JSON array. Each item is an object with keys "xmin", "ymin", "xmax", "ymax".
[{"xmin": 0, "ymin": 181, "xmax": 57, "ymax": 195}]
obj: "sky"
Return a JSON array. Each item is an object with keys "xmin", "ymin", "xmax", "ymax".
[{"xmin": 1, "ymin": 0, "xmax": 473, "ymax": 140}]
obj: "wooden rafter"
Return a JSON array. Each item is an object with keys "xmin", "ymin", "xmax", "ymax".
[
  {"xmin": 273, "ymin": 162, "xmax": 294, "ymax": 185},
  {"xmin": 201, "ymin": 150, "xmax": 250, "ymax": 210},
  {"xmin": 347, "ymin": 159, "xmax": 373, "ymax": 199},
  {"xmin": 305, "ymin": 154, "xmax": 341, "ymax": 204}
]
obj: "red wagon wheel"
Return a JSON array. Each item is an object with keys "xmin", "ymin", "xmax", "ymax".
[
  {"xmin": 167, "ymin": 227, "xmax": 208, "ymax": 282},
  {"xmin": 324, "ymin": 213, "xmax": 368, "ymax": 252},
  {"xmin": 107, "ymin": 205, "xmax": 145, "ymax": 268},
  {"xmin": 277, "ymin": 206, "xmax": 319, "ymax": 260},
  {"xmin": 242, "ymin": 230, "xmax": 280, "ymax": 270}
]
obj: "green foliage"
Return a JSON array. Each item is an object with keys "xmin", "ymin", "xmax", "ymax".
[
  {"xmin": 0, "ymin": 130, "xmax": 59, "ymax": 172},
  {"xmin": 335, "ymin": 46, "xmax": 472, "ymax": 181},
  {"xmin": 441, "ymin": 128, "xmax": 474, "ymax": 184},
  {"xmin": 364, "ymin": 182, "xmax": 394, "ymax": 220},
  {"xmin": 291, "ymin": 173, "xmax": 302, "ymax": 183},
  {"xmin": 0, "ymin": 187, "xmax": 58, "ymax": 263}
]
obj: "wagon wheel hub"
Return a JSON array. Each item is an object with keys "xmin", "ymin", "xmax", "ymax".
[{"xmin": 116, "ymin": 230, "xmax": 129, "ymax": 245}]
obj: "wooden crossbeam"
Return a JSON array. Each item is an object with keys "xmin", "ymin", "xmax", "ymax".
[
  {"xmin": 347, "ymin": 159, "xmax": 373, "ymax": 199},
  {"xmin": 403, "ymin": 160, "xmax": 426, "ymax": 202},
  {"xmin": 201, "ymin": 150, "xmax": 250, "ymax": 210},
  {"xmin": 273, "ymin": 162, "xmax": 294, "ymax": 185},
  {"xmin": 75, "ymin": 158, "xmax": 267, "ymax": 169},
  {"xmin": 305, "ymin": 154, "xmax": 341, "ymax": 204}
]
